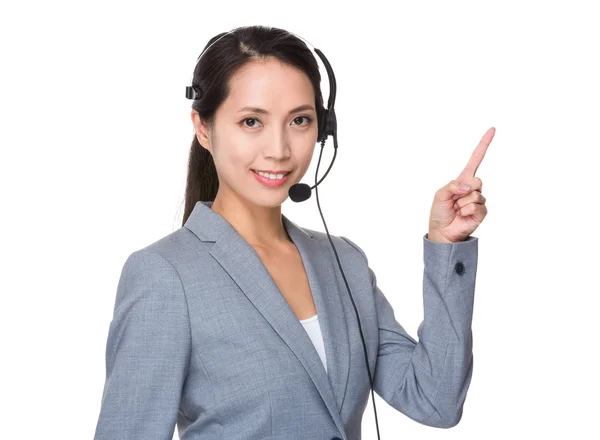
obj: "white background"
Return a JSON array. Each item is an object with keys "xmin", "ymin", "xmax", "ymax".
[{"xmin": 1, "ymin": 1, "xmax": 598, "ymax": 438}]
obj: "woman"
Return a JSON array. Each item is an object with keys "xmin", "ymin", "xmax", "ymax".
[{"xmin": 94, "ymin": 25, "xmax": 491, "ymax": 440}]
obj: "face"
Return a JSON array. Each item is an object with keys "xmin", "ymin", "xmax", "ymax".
[{"xmin": 191, "ymin": 57, "xmax": 318, "ymax": 208}]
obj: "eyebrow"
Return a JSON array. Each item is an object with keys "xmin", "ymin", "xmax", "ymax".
[{"xmin": 236, "ymin": 104, "xmax": 315, "ymax": 115}]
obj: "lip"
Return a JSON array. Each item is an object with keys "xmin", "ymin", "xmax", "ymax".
[{"xmin": 250, "ymin": 169, "xmax": 290, "ymax": 187}]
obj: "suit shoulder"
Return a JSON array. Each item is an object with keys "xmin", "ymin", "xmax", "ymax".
[
  {"xmin": 128, "ymin": 226, "xmax": 198, "ymax": 264},
  {"xmin": 303, "ymin": 227, "xmax": 369, "ymax": 263},
  {"xmin": 337, "ymin": 235, "xmax": 368, "ymax": 261}
]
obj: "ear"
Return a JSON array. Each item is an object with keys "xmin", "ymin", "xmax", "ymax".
[{"xmin": 190, "ymin": 110, "xmax": 212, "ymax": 154}]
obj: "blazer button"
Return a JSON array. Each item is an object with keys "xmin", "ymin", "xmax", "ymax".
[{"xmin": 454, "ymin": 261, "xmax": 465, "ymax": 275}]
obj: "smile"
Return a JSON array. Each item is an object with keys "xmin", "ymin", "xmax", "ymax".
[{"xmin": 251, "ymin": 169, "xmax": 290, "ymax": 187}]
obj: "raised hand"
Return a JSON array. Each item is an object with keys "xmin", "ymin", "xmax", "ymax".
[{"xmin": 427, "ymin": 127, "xmax": 495, "ymax": 243}]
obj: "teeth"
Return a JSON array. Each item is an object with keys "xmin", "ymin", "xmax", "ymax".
[{"xmin": 254, "ymin": 170, "xmax": 288, "ymax": 180}]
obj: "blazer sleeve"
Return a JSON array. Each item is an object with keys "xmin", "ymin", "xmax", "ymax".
[
  {"xmin": 94, "ymin": 250, "xmax": 192, "ymax": 440},
  {"xmin": 341, "ymin": 233, "xmax": 478, "ymax": 429}
]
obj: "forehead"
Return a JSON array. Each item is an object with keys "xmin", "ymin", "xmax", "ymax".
[{"xmin": 221, "ymin": 58, "xmax": 315, "ymax": 113}]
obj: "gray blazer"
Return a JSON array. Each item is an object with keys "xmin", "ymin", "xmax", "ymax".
[{"xmin": 94, "ymin": 200, "xmax": 478, "ymax": 440}]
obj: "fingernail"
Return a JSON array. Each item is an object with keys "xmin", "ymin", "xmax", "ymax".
[{"xmin": 458, "ymin": 183, "xmax": 471, "ymax": 191}]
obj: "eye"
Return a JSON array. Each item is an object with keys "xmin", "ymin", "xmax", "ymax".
[
  {"xmin": 292, "ymin": 116, "xmax": 312, "ymax": 126},
  {"xmin": 241, "ymin": 117, "xmax": 263, "ymax": 129}
]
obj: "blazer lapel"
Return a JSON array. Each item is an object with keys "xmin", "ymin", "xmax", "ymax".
[
  {"xmin": 284, "ymin": 215, "xmax": 351, "ymax": 413},
  {"xmin": 184, "ymin": 201, "xmax": 351, "ymax": 436}
]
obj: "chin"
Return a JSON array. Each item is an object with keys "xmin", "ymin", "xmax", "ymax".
[{"xmin": 252, "ymin": 194, "xmax": 287, "ymax": 209}]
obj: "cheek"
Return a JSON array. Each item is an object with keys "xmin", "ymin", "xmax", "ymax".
[
  {"xmin": 298, "ymin": 144, "xmax": 316, "ymax": 167},
  {"xmin": 219, "ymin": 154, "xmax": 252, "ymax": 174},
  {"xmin": 213, "ymin": 137, "xmax": 255, "ymax": 167}
]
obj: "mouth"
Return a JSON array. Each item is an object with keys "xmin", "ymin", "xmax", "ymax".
[{"xmin": 250, "ymin": 169, "xmax": 291, "ymax": 187}]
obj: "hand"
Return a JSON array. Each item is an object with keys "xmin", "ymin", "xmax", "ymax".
[{"xmin": 427, "ymin": 127, "xmax": 495, "ymax": 243}]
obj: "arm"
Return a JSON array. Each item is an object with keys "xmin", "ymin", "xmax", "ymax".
[
  {"xmin": 94, "ymin": 250, "xmax": 192, "ymax": 440},
  {"xmin": 341, "ymin": 233, "xmax": 478, "ymax": 428}
]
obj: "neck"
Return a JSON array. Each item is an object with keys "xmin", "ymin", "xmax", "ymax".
[{"xmin": 210, "ymin": 194, "xmax": 292, "ymax": 250}]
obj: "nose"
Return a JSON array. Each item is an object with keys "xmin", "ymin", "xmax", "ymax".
[{"xmin": 263, "ymin": 127, "xmax": 291, "ymax": 160}]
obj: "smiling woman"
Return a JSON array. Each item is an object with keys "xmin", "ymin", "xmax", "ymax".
[{"xmin": 94, "ymin": 24, "xmax": 481, "ymax": 440}]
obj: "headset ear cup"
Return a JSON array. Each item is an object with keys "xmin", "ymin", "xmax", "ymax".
[{"xmin": 318, "ymin": 109, "xmax": 329, "ymax": 142}]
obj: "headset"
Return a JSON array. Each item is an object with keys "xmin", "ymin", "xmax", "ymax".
[{"xmin": 185, "ymin": 26, "xmax": 381, "ymax": 439}]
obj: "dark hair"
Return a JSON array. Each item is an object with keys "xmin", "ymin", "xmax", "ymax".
[{"xmin": 182, "ymin": 25, "xmax": 326, "ymax": 226}]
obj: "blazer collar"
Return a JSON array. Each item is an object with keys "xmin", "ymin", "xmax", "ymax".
[{"xmin": 184, "ymin": 200, "xmax": 351, "ymax": 437}]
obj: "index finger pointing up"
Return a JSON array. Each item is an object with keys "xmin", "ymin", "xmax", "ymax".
[{"xmin": 458, "ymin": 127, "xmax": 496, "ymax": 180}]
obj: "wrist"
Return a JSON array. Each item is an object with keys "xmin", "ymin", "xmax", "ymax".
[{"xmin": 427, "ymin": 231, "xmax": 454, "ymax": 244}]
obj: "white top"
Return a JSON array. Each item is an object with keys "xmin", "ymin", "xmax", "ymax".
[{"xmin": 299, "ymin": 314, "xmax": 327, "ymax": 373}]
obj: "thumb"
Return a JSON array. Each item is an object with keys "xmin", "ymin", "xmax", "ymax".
[{"xmin": 434, "ymin": 179, "xmax": 471, "ymax": 203}]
